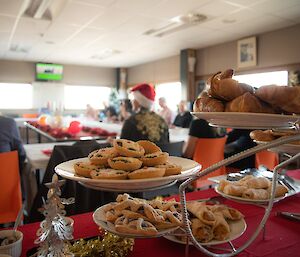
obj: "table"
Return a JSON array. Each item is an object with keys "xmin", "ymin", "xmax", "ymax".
[{"xmin": 18, "ymin": 188, "xmax": 300, "ymax": 257}]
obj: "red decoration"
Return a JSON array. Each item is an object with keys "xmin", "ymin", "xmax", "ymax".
[{"xmin": 68, "ymin": 121, "xmax": 82, "ymax": 134}]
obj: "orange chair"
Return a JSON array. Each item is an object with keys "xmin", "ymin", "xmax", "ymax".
[
  {"xmin": 22, "ymin": 113, "xmax": 38, "ymax": 118},
  {"xmin": 255, "ymin": 150, "xmax": 279, "ymax": 170},
  {"xmin": 0, "ymin": 151, "xmax": 23, "ymax": 224},
  {"xmin": 192, "ymin": 137, "xmax": 227, "ymax": 189}
]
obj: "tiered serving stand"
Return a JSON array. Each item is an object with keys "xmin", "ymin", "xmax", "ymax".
[{"xmin": 55, "ymin": 112, "xmax": 300, "ymax": 257}]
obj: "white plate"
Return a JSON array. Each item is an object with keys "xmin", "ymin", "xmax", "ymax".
[
  {"xmin": 215, "ymin": 187, "xmax": 287, "ymax": 204},
  {"xmin": 254, "ymin": 140, "xmax": 300, "ymax": 154},
  {"xmin": 191, "ymin": 112, "xmax": 300, "ymax": 129},
  {"xmin": 55, "ymin": 156, "xmax": 201, "ymax": 191},
  {"xmin": 164, "ymin": 218, "xmax": 246, "ymax": 246},
  {"xmin": 93, "ymin": 204, "xmax": 179, "ymax": 238}
]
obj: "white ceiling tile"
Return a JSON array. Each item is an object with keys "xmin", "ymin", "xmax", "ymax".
[
  {"xmin": 113, "ymin": 0, "xmax": 162, "ymax": 12},
  {"xmin": 74, "ymin": 0, "xmax": 116, "ymax": 7},
  {"xmin": 55, "ymin": 1, "xmax": 105, "ymax": 26},
  {"xmin": 0, "ymin": 0, "xmax": 23, "ymax": 16},
  {"xmin": 89, "ymin": 7, "xmax": 134, "ymax": 30},
  {"xmin": 250, "ymin": 0, "xmax": 300, "ymax": 14},
  {"xmin": 271, "ymin": 4, "xmax": 300, "ymax": 23},
  {"xmin": 0, "ymin": 15, "xmax": 15, "ymax": 32},
  {"xmin": 15, "ymin": 17, "xmax": 51, "ymax": 35},
  {"xmin": 42, "ymin": 23, "xmax": 80, "ymax": 43},
  {"xmin": 141, "ymin": 0, "xmax": 211, "ymax": 20}
]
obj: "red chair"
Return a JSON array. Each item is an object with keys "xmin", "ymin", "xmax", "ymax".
[
  {"xmin": 0, "ymin": 151, "xmax": 23, "ymax": 224},
  {"xmin": 255, "ymin": 150, "xmax": 279, "ymax": 170},
  {"xmin": 192, "ymin": 137, "xmax": 227, "ymax": 189}
]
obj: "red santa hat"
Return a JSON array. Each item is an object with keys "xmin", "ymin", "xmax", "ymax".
[{"xmin": 130, "ymin": 83, "xmax": 156, "ymax": 109}]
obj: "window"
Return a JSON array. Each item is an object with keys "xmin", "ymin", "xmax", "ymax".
[
  {"xmin": 64, "ymin": 85, "xmax": 111, "ymax": 110},
  {"xmin": 233, "ymin": 71, "xmax": 288, "ymax": 88},
  {"xmin": 155, "ymin": 82, "xmax": 182, "ymax": 111},
  {"xmin": 0, "ymin": 83, "xmax": 32, "ymax": 109}
]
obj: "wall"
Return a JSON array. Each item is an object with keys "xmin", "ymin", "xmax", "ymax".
[
  {"xmin": 0, "ymin": 60, "xmax": 116, "ymax": 85},
  {"xmin": 0, "ymin": 60, "xmax": 116, "ymax": 115},
  {"xmin": 196, "ymin": 23, "xmax": 300, "ymax": 78},
  {"xmin": 127, "ymin": 55, "xmax": 180, "ymax": 85}
]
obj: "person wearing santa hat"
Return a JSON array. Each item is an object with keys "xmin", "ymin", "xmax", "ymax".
[{"xmin": 120, "ymin": 83, "xmax": 169, "ymax": 144}]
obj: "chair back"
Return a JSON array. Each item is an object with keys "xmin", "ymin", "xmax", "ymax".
[
  {"xmin": 157, "ymin": 141, "xmax": 184, "ymax": 157},
  {"xmin": 192, "ymin": 137, "xmax": 227, "ymax": 188},
  {"xmin": 255, "ymin": 150, "xmax": 279, "ymax": 170},
  {"xmin": 29, "ymin": 141, "xmax": 116, "ymax": 222},
  {"xmin": 0, "ymin": 151, "xmax": 22, "ymax": 224}
]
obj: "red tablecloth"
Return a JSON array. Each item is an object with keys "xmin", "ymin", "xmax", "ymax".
[{"xmin": 18, "ymin": 189, "xmax": 300, "ymax": 257}]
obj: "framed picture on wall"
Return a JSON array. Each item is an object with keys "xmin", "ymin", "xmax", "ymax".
[{"xmin": 237, "ymin": 36, "xmax": 257, "ymax": 68}]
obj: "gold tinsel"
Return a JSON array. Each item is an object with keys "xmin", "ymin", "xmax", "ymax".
[{"xmin": 68, "ymin": 230, "xmax": 134, "ymax": 257}]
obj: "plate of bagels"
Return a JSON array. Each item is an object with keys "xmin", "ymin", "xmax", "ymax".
[
  {"xmin": 193, "ymin": 69, "xmax": 300, "ymax": 129},
  {"xmin": 55, "ymin": 139, "xmax": 201, "ymax": 191}
]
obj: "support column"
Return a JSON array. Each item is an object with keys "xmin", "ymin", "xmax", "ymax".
[{"xmin": 180, "ymin": 49, "xmax": 197, "ymax": 102}]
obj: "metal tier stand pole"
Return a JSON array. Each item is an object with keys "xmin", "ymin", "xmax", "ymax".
[{"xmin": 179, "ymin": 133, "xmax": 300, "ymax": 257}]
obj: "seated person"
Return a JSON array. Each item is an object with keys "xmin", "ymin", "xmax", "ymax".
[
  {"xmin": 85, "ymin": 104, "xmax": 99, "ymax": 121},
  {"xmin": 120, "ymin": 84, "xmax": 169, "ymax": 144},
  {"xmin": 158, "ymin": 97, "xmax": 173, "ymax": 126},
  {"xmin": 104, "ymin": 106, "xmax": 119, "ymax": 123},
  {"xmin": 0, "ymin": 115, "xmax": 26, "ymax": 170},
  {"xmin": 224, "ymin": 129, "xmax": 256, "ymax": 170},
  {"xmin": 119, "ymin": 99, "xmax": 133, "ymax": 122},
  {"xmin": 172, "ymin": 100, "xmax": 193, "ymax": 128},
  {"xmin": 183, "ymin": 119, "xmax": 224, "ymax": 159}
]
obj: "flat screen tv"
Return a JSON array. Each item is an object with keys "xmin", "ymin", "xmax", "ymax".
[{"xmin": 36, "ymin": 63, "xmax": 63, "ymax": 81}]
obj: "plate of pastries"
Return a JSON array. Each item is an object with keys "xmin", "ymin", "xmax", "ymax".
[
  {"xmin": 164, "ymin": 201, "xmax": 246, "ymax": 245},
  {"xmin": 250, "ymin": 129, "xmax": 300, "ymax": 154},
  {"xmin": 192, "ymin": 69, "xmax": 300, "ymax": 129},
  {"xmin": 216, "ymin": 175, "xmax": 289, "ymax": 204},
  {"xmin": 93, "ymin": 193, "xmax": 183, "ymax": 238},
  {"xmin": 55, "ymin": 139, "xmax": 201, "ymax": 191}
]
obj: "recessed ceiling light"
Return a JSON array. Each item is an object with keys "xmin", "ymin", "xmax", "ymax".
[
  {"xmin": 222, "ymin": 18, "xmax": 236, "ymax": 24},
  {"xmin": 91, "ymin": 49, "xmax": 121, "ymax": 60}
]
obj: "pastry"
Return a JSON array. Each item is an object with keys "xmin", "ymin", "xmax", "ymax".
[
  {"xmin": 187, "ymin": 202, "xmax": 216, "ymax": 226},
  {"xmin": 113, "ymin": 139, "xmax": 145, "ymax": 157},
  {"xmin": 137, "ymin": 140, "xmax": 161, "ymax": 154},
  {"xmin": 244, "ymin": 177, "xmax": 271, "ymax": 189},
  {"xmin": 156, "ymin": 162, "xmax": 182, "ymax": 176},
  {"xmin": 90, "ymin": 168, "xmax": 128, "ymax": 180},
  {"xmin": 209, "ymin": 205, "xmax": 244, "ymax": 220},
  {"xmin": 108, "ymin": 157, "xmax": 142, "ymax": 171},
  {"xmin": 73, "ymin": 161, "xmax": 104, "ymax": 178},
  {"xmin": 223, "ymin": 184, "xmax": 248, "ymax": 197},
  {"xmin": 267, "ymin": 184, "xmax": 288, "ymax": 198},
  {"xmin": 128, "ymin": 167, "xmax": 165, "ymax": 179},
  {"xmin": 250, "ymin": 130, "xmax": 275, "ymax": 142},
  {"xmin": 140, "ymin": 151, "xmax": 169, "ymax": 166},
  {"xmin": 242, "ymin": 188, "xmax": 269, "ymax": 200},
  {"xmin": 193, "ymin": 91, "xmax": 225, "ymax": 112},
  {"xmin": 88, "ymin": 147, "xmax": 118, "ymax": 165},
  {"xmin": 190, "ymin": 218, "xmax": 214, "ymax": 243},
  {"xmin": 225, "ymin": 92, "xmax": 275, "ymax": 113},
  {"xmin": 212, "ymin": 213, "xmax": 230, "ymax": 241},
  {"xmin": 207, "ymin": 70, "xmax": 253, "ymax": 101},
  {"xmin": 255, "ymin": 85, "xmax": 300, "ymax": 114}
]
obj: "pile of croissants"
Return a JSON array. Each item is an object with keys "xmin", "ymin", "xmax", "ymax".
[{"xmin": 193, "ymin": 69, "xmax": 300, "ymax": 114}]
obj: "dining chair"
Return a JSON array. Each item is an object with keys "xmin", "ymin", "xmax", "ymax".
[
  {"xmin": 192, "ymin": 137, "xmax": 227, "ymax": 189},
  {"xmin": 0, "ymin": 151, "xmax": 23, "ymax": 224},
  {"xmin": 255, "ymin": 150, "xmax": 279, "ymax": 170},
  {"xmin": 28, "ymin": 140, "xmax": 116, "ymax": 223},
  {"xmin": 157, "ymin": 141, "xmax": 184, "ymax": 157}
]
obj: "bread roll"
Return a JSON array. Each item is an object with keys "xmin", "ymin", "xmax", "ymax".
[
  {"xmin": 225, "ymin": 92, "xmax": 276, "ymax": 113},
  {"xmin": 250, "ymin": 130, "xmax": 275, "ymax": 142},
  {"xmin": 193, "ymin": 91, "xmax": 225, "ymax": 112},
  {"xmin": 255, "ymin": 85, "xmax": 300, "ymax": 114},
  {"xmin": 208, "ymin": 71, "xmax": 253, "ymax": 101}
]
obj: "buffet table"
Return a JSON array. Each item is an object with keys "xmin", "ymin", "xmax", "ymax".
[{"xmin": 18, "ymin": 188, "xmax": 300, "ymax": 257}]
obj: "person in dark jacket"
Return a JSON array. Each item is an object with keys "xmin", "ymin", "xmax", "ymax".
[
  {"xmin": 120, "ymin": 84, "xmax": 169, "ymax": 144},
  {"xmin": 173, "ymin": 100, "xmax": 193, "ymax": 128},
  {"xmin": 0, "ymin": 115, "xmax": 26, "ymax": 170}
]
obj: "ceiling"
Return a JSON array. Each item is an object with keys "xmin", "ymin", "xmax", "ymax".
[{"xmin": 0, "ymin": 0, "xmax": 300, "ymax": 68}]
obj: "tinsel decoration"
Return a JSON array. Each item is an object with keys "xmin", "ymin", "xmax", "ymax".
[
  {"xmin": 34, "ymin": 174, "xmax": 75, "ymax": 257},
  {"xmin": 68, "ymin": 229, "xmax": 134, "ymax": 257}
]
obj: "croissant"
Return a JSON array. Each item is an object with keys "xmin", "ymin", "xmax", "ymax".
[
  {"xmin": 193, "ymin": 91, "xmax": 224, "ymax": 112},
  {"xmin": 207, "ymin": 70, "xmax": 254, "ymax": 101},
  {"xmin": 225, "ymin": 92, "xmax": 276, "ymax": 113},
  {"xmin": 255, "ymin": 85, "xmax": 300, "ymax": 114}
]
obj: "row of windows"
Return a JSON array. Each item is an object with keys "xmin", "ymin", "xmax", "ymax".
[{"xmin": 0, "ymin": 71, "xmax": 288, "ymax": 110}]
